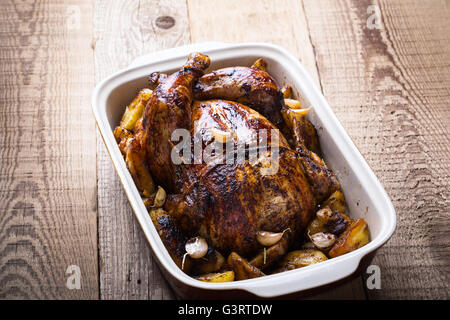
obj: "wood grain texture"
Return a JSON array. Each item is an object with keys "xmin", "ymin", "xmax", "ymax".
[
  {"xmin": 187, "ymin": 0, "xmax": 367, "ymax": 300},
  {"xmin": 188, "ymin": 0, "xmax": 320, "ymax": 84},
  {"xmin": 94, "ymin": 0, "xmax": 190, "ymax": 300},
  {"xmin": 1, "ymin": 0, "xmax": 446, "ymax": 301},
  {"xmin": 303, "ymin": 0, "xmax": 450, "ymax": 299},
  {"xmin": 0, "ymin": 0, "xmax": 98, "ymax": 299}
]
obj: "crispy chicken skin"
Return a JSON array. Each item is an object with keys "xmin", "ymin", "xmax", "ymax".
[
  {"xmin": 150, "ymin": 209, "xmax": 193, "ymax": 272},
  {"xmin": 163, "ymin": 99, "xmax": 316, "ymax": 257},
  {"xmin": 193, "ymin": 63, "xmax": 285, "ymax": 128},
  {"xmin": 291, "ymin": 117, "xmax": 340, "ymax": 202},
  {"xmin": 142, "ymin": 52, "xmax": 211, "ymax": 193},
  {"xmin": 192, "ymin": 99, "xmax": 290, "ymax": 149}
]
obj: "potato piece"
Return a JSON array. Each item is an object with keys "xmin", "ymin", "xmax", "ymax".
[
  {"xmin": 322, "ymin": 190, "xmax": 347, "ymax": 213},
  {"xmin": 149, "ymin": 209, "xmax": 193, "ymax": 273},
  {"xmin": 281, "ymin": 84, "xmax": 293, "ymax": 99},
  {"xmin": 307, "ymin": 206, "xmax": 353, "ymax": 237},
  {"xmin": 328, "ymin": 218, "xmax": 370, "ymax": 258},
  {"xmin": 250, "ymin": 231, "xmax": 290, "ymax": 270},
  {"xmin": 125, "ymin": 137, "xmax": 155, "ymax": 197},
  {"xmin": 284, "ymin": 99, "xmax": 302, "ymax": 109},
  {"xmin": 274, "ymin": 249, "xmax": 328, "ymax": 273},
  {"xmin": 196, "ymin": 271, "xmax": 235, "ymax": 283},
  {"xmin": 113, "ymin": 126, "xmax": 132, "ymax": 141},
  {"xmin": 301, "ymin": 241, "xmax": 316, "ymax": 250},
  {"xmin": 327, "ymin": 211, "xmax": 353, "ymax": 236},
  {"xmin": 251, "ymin": 58, "xmax": 267, "ymax": 71},
  {"xmin": 317, "ymin": 206, "xmax": 353, "ymax": 235},
  {"xmin": 307, "ymin": 216, "xmax": 327, "ymax": 235},
  {"xmin": 227, "ymin": 252, "xmax": 264, "ymax": 281},
  {"xmin": 119, "ymin": 88, "xmax": 152, "ymax": 131},
  {"xmin": 192, "ymin": 246, "xmax": 225, "ymax": 275},
  {"xmin": 113, "ymin": 126, "xmax": 133, "ymax": 155}
]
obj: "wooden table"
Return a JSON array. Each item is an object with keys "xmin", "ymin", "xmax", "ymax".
[{"xmin": 1, "ymin": 0, "xmax": 448, "ymax": 300}]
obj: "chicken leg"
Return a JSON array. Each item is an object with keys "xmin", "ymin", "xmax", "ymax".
[{"xmin": 141, "ymin": 52, "xmax": 211, "ymax": 193}]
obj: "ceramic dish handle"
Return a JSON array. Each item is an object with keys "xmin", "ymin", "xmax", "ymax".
[{"xmin": 128, "ymin": 42, "xmax": 232, "ymax": 69}]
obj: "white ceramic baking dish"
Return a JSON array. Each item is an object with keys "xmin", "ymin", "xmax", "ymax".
[{"xmin": 92, "ymin": 42, "xmax": 396, "ymax": 298}]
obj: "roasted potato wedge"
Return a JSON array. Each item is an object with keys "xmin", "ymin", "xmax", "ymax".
[
  {"xmin": 307, "ymin": 206, "xmax": 353, "ymax": 237},
  {"xmin": 227, "ymin": 252, "xmax": 264, "ymax": 280},
  {"xmin": 250, "ymin": 231, "xmax": 290, "ymax": 270},
  {"xmin": 284, "ymin": 98, "xmax": 302, "ymax": 109},
  {"xmin": 322, "ymin": 190, "xmax": 347, "ymax": 213},
  {"xmin": 113, "ymin": 126, "xmax": 133, "ymax": 141},
  {"xmin": 119, "ymin": 88, "xmax": 152, "ymax": 131},
  {"xmin": 251, "ymin": 58, "xmax": 267, "ymax": 71},
  {"xmin": 192, "ymin": 245, "xmax": 225, "ymax": 275},
  {"xmin": 328, "ymin": 218, "xmax": 370, "ymax": 258},
  {"xmin": 326, "ymin": 211, "xmax": 353, "ymax": 236},
  {"xmin": 125, "ymin": 137, "xmax": 155, "ymax": 197},
  {"xmin": 307, "ymin": 217, "xmax": 327, "ymax": 235},
  {"xmin": 274, "ymin": 249, "xmax": 328, "ymax": 273},
  {"xmin": 281, "ymin": 84, "xmax": 293, "ymax": 99},
  {"xmin": 196, "ymin": 271, "xmax": 235, "ymax": 283},
  {"xmin": 113, "ymin": 126, "xmax": 133, "ymax": 155}
]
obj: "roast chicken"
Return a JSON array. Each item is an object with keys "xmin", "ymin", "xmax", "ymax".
[{"xmin": 114, "ymin": 52, "xmax": 368, "ymax": 280}]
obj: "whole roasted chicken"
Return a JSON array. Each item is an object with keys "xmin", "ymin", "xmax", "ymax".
[{"xmin": 114, "ymin": 52, "xmax": 368, "ymax": 281}]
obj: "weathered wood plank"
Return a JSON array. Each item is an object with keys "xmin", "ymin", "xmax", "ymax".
[
  {"xmin": 188, "ymin": 0, "xmax": 320, "ymax": 84},
  {"xmin": 187, "ymin": 0, "xmax": 367, "ymax": 300},
  {"xmin": 0, "ymin": 0, "xmax": 98, "ymax": 299},
  {"xmin": 94, "ymin": 0, "xmax": 190, "ymax": 300},
  {"xmin": 303, "ymin": 0, "xmax": 450, "ymax": 299}
]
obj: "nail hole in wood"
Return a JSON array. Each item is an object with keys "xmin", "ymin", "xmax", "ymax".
[{"xmin": 155, "ymin": 16, "xmax": 175, "ymax": 29}]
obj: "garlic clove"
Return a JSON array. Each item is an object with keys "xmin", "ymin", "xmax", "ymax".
[
  {"xmin": 284, "ymin": 98, "xmax": 302, "ymax": 109},
  {"xmin": 309, "ymin": 232, "xmax": 336, "ymax": 250},
  {"xmin": 257, "ymin": 229, "xmax": 290, "ymax": 247},
  {"xmin": 210, "ymin": 128, "xmax": 231, "ymax": 143},
  {"xmin": 152, "ymin": 186, "xmax": 166, "ymax": 208},
  {"xmin": 316, "ymin": 206, "xmax": 333, "ymax": 223},
  {"xmin": 290, "ymin": 107, "xmax": 311, "ymax": 116},
  {"xmin": 185, "ymin": 237, "xmax": 208, "ymax": 259}
]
